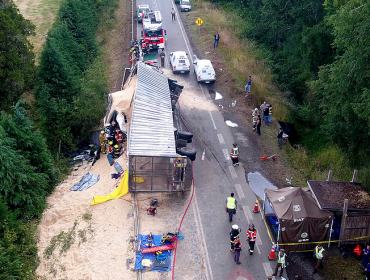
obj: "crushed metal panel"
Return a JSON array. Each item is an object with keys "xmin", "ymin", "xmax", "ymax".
[{"xmin": 128, "ymin": 62, "xmax": 177, "ymax": 157}]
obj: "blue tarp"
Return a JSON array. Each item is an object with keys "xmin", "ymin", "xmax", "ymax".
[
  {"xmin": 135, "ymin": 234, "xmax": 172, "ymax": 271},
  {"xmin": 70, "ymin": 173, "xmax": 100, "ymax": 191}
]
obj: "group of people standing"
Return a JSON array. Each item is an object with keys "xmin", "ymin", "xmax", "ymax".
[
  {"xmin": 99, "ymin": 121, "xmax": 125, "ymax": 159},
  {"xmin": 251, "ymin": 102, "xmax": 273, "ymax": 135},
  {"xmin": 229, "ymin": 222, "xmax": 258, "ymax": 265}
]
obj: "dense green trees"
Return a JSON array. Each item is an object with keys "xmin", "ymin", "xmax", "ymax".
[
  {"xmin": 36, "ymin": 0, "xmax": 106, "ymax": 149},
  {"xmin": 0, "ymin": 0, "xmax": 36, "ymax": 112},
  {"xmin": 210, "ymin": 0, "xmax": 370, "ymax": 165}
]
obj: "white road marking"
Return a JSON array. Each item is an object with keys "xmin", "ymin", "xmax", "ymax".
[
  {"xmin": 255, "ymin": 242, "xmax": 261, "ymax": 255},
  {"xmin": 192, "ymin": 188, "xmax": 214, "ymax": 280},
  {"xmin": 242, "ymin": 206, "xmax": 250, "ymax": 225},
  {"xmin": 222, "ymin": 149, "xmax": 230, "ymax": 161},
  {"xmin": 263, "ymin": 262, "xmax": 274, "ymax": 277},
  {"xmin": 235, "ymin": 184, "xmax": 245, "ymax": 199},
  {"xmin": 228, "ymin": 165, "xmax": 237, "ymax": 179},
  {"xmin": 217, "ymin": 134, "xmax": 225, "ymax": 144},
  {"xmin": 209, "ymin": 111, "xmax": 217, "ymax": 130},
  {"xmin": 256, "ymin": 234, "xmax": 263, "ymax": 246},
  {"xmin": 245, "ymin": 205, "xmax": 253, "ymax": 221}
]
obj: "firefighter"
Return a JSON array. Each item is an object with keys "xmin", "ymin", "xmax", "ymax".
[
  {"xmin": 112, "ymin": 144, "xmax": 121, "ymax": 159},
  {"xmin": 116, "ymin": 130, "xmax": 123, "ymax": 143},
  {"xmin": 99, "ymin": 130, "xmax": 107, "ymax": 154},
  {"xmin": 230, "ymin": 224, "xmax": 241, "ymax": 252},
  {"xmin": 108, "ymin": 141, "xmax": 114, "ymax": 154},
  {"xmin": 231, "ymin": 143, "xmax": 239, "ymax": 166},
  {"xmin": 246, "ymin": 224, "xmax": 257, "ymax": 255}
]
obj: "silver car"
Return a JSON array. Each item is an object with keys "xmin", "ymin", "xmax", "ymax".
[{"xmin": 180, "ymin": 0, "xmax": 191, "ymax": 12}]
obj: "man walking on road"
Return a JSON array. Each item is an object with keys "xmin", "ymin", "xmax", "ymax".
[
  {"xmin": 277, "ymin": 128, "xmax": 283, "ymax": 149},
  {"xmin": 230, "ymin": 224, "xmax": 241, "ymax": 252},
  {"xmin": 313, "ymin": 244, "xmax": 325, "ymax": 274},
  {"xmin": 272, "ymin": 249, "xmax": 287, "ymax": 278},
  {"xmin": 225, "ymin": 193, "xmax": 237, "ymax": 222},
  {"xmin": 214, "ymin": 32, "xmax": 220, "ymax": 48},
  {"xmin": 171, "ymin": 8, "xmax": 175, "ymax": 20},
  {"xmin": 234, "ymin": 237, "xmax": 242, "ymax": 264},
  {"xmin": 246, "ymin": 224, "xmax": 257, "ymax": 255},
  {"xmin": 231, "ymin": 143, "xmax": 239, "ymax": 166}
]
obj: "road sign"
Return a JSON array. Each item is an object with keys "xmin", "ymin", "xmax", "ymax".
[{"xmin": 195, "ymin": 18, "xmax": 203, "ymax": 26}]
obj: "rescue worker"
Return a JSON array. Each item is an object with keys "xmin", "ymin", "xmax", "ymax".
[
  {"xmin": 231, "ymin": 143, "xmax": 239, "ymax": 166},
  {"xmin": 234, "ymin": 237, "xmax": 242, "ymax": 264},
  {"xmin": 112, "ymin": 144, "xmax": 121, "ymax": 158},
  {"xmin": 246, "ymin": 224, "xmax": 257, "ymax": 255},
  {"xmin": 272, "ymin": 249, "xmax": 287, "ymax": 277},
  {"xmin": 230, "ymin": 224, "xmax": 241, "ymax": 252},
  {"xmin": 313, "ymin": 244, "xmax": 325, "ymax": 274},
  {"xmin": 225, "ymin": 193, "xmax": 237, "ymax": 222},
  {"xmin": 160, "ymin": 50, "xmax": 165, "ymax": 68},
  {"xmin": 268, "ymin": 104, "xmax": 273, "ymax": 123},
  {"xmin": 252, "ymin": 108, "xmax": 259, "ymax": 132},
  {"xmin": 99, "ymin": 130, "xmax": 107, "ymax": 154},
  {"xmin": 108, "ymin": 141, "xmax": 114, "ymax": 154},
  {"xmin": 116, "ymin": 130, "xmax": 123, "ymax": 143}
]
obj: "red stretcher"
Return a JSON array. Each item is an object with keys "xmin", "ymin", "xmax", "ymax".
[{"xmin": 141, "ymin": 243, "xmax": 177, "ymax": 254}]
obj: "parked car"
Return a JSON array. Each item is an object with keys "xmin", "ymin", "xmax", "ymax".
[
  {"xmin": 169, "ymin": 51, "xmax": 191, "ymax": 73},
  {"xmin": 136, "ymin": 4, "xmax": 150, "ymax": 23},
  {"xmin": 193, "ymin": 55, "xmax": 216, "ymax": 83},
  {"xmin": 180, "ymin": 0, "xmax": 191, "ymax": 12}
]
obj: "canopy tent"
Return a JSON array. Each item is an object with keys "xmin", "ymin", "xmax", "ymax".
[{"xmin": 264, "ymin": 187, "xmax": 333, "ymax": 252}]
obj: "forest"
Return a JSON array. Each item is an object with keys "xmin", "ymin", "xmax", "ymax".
[
  {"xmin": 209, "ymin": 0, "xmax": 370, "ymax": 185},
  {"xmin": 0, "ymin": 0, "xmax": 116, "ymax": 277},
  {"xmin": 0, "ymin": 0, "xmax": 369, "ymax": 277}
]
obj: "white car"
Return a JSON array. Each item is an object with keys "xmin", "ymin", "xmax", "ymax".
[
  {"xmin": 180, "ymin": 0, "xmax": 191, "ymax": 12},
  {"xmin": 137, "ymin": 4, "xmax": 150, "ymax": 23},
  {"xmin": 193, "ymin": 55, "xmax": 216, "ymax": 83},
  {"xmin": 169, "ymin": 51, "xmax": 191, "ymax": 73}
]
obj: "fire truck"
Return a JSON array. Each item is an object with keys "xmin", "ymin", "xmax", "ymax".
[{"xmin": 141, "ymin": 10, "xmax": 166, "ymax": 52}]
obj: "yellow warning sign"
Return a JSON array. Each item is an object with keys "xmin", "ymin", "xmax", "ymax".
[{"xmin": 195, "ymin": 18, "xmax": 203, "ymax": 26}]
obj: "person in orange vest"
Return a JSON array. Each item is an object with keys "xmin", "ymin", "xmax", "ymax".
[
  {"xmin": 234, "ymin": 237, "xmax": 242, "ymax": 264},
  {"xmin": 230, "ymin": 143, "xmax": 239, "ymax": 166},
  {"xmin": 99, "ymin": 130, "xmax": 107, "ymax": 154},
  {"xmin": 108, "ymin": 141, "xmax": 114, "ymax": 154},
  {"xmin": 246, "ymin": 224, "xmax": 257, "ymax": 255}
]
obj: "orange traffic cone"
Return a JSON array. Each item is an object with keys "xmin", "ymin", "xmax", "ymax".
[
  {"xmin": 268, "ymin": 244, "xmax": 275, "ymax": 260},
  {"xmin": 253, "ymin": 199, "xmax": 259, "ymax": 213}
]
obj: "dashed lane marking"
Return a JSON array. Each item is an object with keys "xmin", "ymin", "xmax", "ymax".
[
  {"xmin": 223, "ymin": 149, "xmax": 230, "ymax": 161},
  {"xmin": 242, "ymin": 206, "xmax": 250, "ymax": 225},
  {"xmin": 209, "ymin": 111, "xmax": 217, "ymax": 130},
  {"xmin": 263, "ymin": 262, "xmax": 274, "ymax": 278},
  {"xmin": 228, "ymin": 165, "xmax": 237, "ymax": 179},
  {"xmin": 245, "ymin": 205, "xmax": 253, "ymax": 221},
  {"xmin": 235, "ymin": 184, "xmax": 245, "ymax": 199},
  {"xmin": 217, "ymin": 134, "xmax": 225, "ymax": 144}
]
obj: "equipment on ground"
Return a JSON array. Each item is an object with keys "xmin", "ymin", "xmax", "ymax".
[
  {"xmin": 261, "ymin": 153, "xmax": 277, "ymax": 161},
  {"xmin": 141, "ymin": 243, "xmax": 177, "ymax": 254},
  {"xmin": 147, "ymin": 198, "xmax": 158, "ymax": 216},
  {"xmin": 253, "ymin": 199, "xmax": 259, "ymax": 213}
]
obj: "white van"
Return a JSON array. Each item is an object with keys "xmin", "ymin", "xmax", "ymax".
[
  {"xmin": 169, "ymin": 51, "xmax": 191, "ymax": 73},
  {"xmin": 193, "ymin": 55, "xmax": 216, "ymax": 83}
]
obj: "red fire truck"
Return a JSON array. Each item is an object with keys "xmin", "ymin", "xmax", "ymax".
[{"xmin": 141, "ymin": 11, "xmax": 166, "ymax": 52}]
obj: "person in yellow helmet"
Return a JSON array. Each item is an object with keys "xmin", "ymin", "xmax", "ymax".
[
  {"xmin": 99, "ymin": 130, "xmax": 107, "ymax": 154},
  {"xmin": 112, "ymin": 144, "xmax": 121, "ymax": 158},
  {"xmin": 108, "ymin": 141, "xmax": 114, "ymax": 154}
]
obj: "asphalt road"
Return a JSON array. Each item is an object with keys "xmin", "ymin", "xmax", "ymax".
[{"xmin": 135, "ymin": 0, "xmax": 282, "ymax": 279}]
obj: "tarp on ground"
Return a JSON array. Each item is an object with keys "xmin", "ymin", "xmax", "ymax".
[
  {"xmin": 135, "ymin": 234, "xmax": 172, "ymax": 271},
  {"xmin": 70, "ymin": 173, "xmax": 100, "ymax": 191},
  {"xmin": 265, "ymin": 187, "xmax": 333, "ymax": 252},
  {"xmin": 248, "ymin": 171, "xmax": 278, "ymax": 199},
  {"xmin": 90, "ymin": 169, "xmax": 129, "ymax": 205}
]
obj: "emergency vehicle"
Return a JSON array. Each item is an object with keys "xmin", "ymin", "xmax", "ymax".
[{"xmin": 141, "ymin": 10, "xmax": 166, "ymax": 51}]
